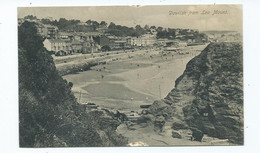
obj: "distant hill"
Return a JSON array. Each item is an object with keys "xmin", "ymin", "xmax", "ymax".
[{"xmin": 202, "ymin": 30, "xmax": 238, "ymax": 35}]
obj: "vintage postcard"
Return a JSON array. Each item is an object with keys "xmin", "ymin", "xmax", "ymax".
[{"xmin": 18, "ymin": 5, "xmax": 243, "ymax": 147}]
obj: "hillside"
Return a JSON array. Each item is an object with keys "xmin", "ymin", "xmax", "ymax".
[
  {"xmin": 19, "ymin": 21, "xmax": 128, "ymax": 147},
  {"xmin": 143, "ymin": 42, "xmax": 243, "ymax": 144},
  {"xmin": 202, "ymin": 30, "xmax": 238, "ymax": 35}
]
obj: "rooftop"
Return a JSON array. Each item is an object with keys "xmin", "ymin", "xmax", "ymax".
[
  {"xmin": 47, "ymin": 39, "xmax": 71, "ymax": 43},
  {"xmin": 71, "ymin": 40, "xmax": 82, "ymax": 45}
]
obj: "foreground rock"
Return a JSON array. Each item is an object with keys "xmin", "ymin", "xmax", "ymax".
[{"xmin": 143, "ymin": 43, "xmax": 243, "ymax": 144}]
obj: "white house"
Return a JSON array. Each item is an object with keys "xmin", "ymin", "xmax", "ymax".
[{"xmin": 43, "ymin": 39, "xmax": 72, "ymax": 53}]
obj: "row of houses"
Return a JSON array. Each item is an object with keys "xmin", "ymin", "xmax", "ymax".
[
  {"xmin": 19, "ymin": 17, "xmax": 193, "ymax": 55},
  {"xmin": 18, "ymin": 18, "xmax": 103, "ymax": 54},
  {"xmin": 130, "ymin": 34, "xmax": 157, "ymax": 47},
  {"xmin": 206, "ymin": 32, "xmax": 242, "ymax": 42},
  {"xmin": 99, "ymin": 35, "xmax": 189, "ymax": 49},
  {"xmin": 38, "ymin": 28, "xmax": 191, "ymax": 55},
  {"xmin": 43, "ymin": 32, "xmax": 164, "ymax": 54},
  {"xmin": 43, "ymin": 33, "xmax": 99, "ymax": 54},
  {"xmin": 99, "ymin": 32, "xmax": 193, "ymax": 50},
  {"xmin": 99, "ymin": 33, "xmax": 158, "ymax": 50}
]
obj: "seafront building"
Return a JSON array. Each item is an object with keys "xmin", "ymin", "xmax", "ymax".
[
  {"xmin": 19, "ymin": 16, "xmax": 208, "ymax": 56},
  {"xmin": 43, "ymin": 39, "xmax": 73, "ymax": 53}
]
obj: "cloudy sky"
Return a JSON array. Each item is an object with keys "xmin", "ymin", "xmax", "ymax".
[{"xmin": 18, "ymin": 5, "xmax": 242, "ymax": 32}]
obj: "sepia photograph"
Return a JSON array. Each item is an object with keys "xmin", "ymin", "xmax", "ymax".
[{"xmin": 17, "ymin": 5, "xmax": 243, "ymax": 147}]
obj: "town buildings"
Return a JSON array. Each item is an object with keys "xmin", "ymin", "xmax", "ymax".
[
  {"xmin": 19, "ymin": 16, "xmax": 209, "ymax": 56},
  {"xmin": 205, "ymin": 31, "xmax": 242, "ymax": 42},
  {"xmin": 99, "ymin": 33, "xmax": 157, "ymax": 49},
  {"xmin": 82, "ymin": 35, "xmax": 98, "ymax": 54},
  {"xmin": 43, "ymin": 39, "xmax": 73, "ymax": 54},
  {"xmin": 43, "ymin": 33, "xmax": 99, "ymax": 54},
  {"xmin": 37, "ymin": 24, "xmax": 58, "ymax": 39},
  {"xmin": 71, "ymin": 40, "xmax": 83, "ymax": 53},
  {"xmin": 128, "ymin": 33, "xmax": 157, "ymax": 47}
]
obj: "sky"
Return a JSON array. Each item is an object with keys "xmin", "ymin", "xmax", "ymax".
[{"xmin": 18, "ymin": 5, "xmax": 242, "ymax": 32}]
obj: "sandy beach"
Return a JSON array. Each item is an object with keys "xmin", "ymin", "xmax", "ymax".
[
  {"xmin": 62, "ymin": 44, "xmax": 233, "ymax": 146},
  {"xmin": 63, "ymin": 45, "xmax": 207, "ymax": 112}
]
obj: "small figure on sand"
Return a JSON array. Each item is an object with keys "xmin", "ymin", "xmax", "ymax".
[{"xmin": 101, "ymin": 74, "xmax": 104, "ymax": 79}]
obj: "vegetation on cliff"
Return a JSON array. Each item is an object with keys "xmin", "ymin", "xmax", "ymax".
[{"xmin": 19, "ymin": 21, "xmax": 127, "ymax": 147}]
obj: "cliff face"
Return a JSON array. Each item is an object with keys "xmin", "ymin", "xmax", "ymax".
[
  {"xmin": 146, "ymin": 43, "xmax": 243, "ymax": 144},
  {"xmin": 19, "ymin": 21, "xmax": 128, "ymax": 147}
]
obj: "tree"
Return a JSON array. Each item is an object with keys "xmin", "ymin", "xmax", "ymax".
[
  {"xmin": 86, "ymin": 19, "xmax": 92, "ymax": 25},
  {"xmin": 157, "ymin": 26, "xmax": 163, "ymax": 32},
  {"xmin": 144, "ymin": 24, "xmax": 150, "ymax": 31},
  {"xmin": 41, "ymin": 18, "xmax": 51, "ymax": 24},
  {"xmin": 135, "ymin": 25, "xmax": 142, "ymax": 31},
  {"xmin": 150, "ymin": 25, "xmax": 156, "ymax": 29},
  {"xmin": 45, "ymin": 18, "xmax": 80, "ymax": 31},
  {"xmin": 135, "ymin": 25, "xmax": 146, "ymax": 35},
  {"xmin": 101, "ymin": 45, "xmax": 111, "ymax": 51},
  {"xmin": 18, "ymin": 21, "xmax": 43, "ymax": 59},
  {"xmin": 58, "ymin": 18, "xmax": 69, "ymax": 30},
  {"xmin": 100, "ymin": 21, "xmax": 108, "ymax": 27},
  {"xmin": 93, "ymin": 36, "xmax": 101, "ymax": 44},
  {"xmin": 24, "ymin": 15, "xmax": 37, "ymax": 20},
  {"xmin": 108, "ymin": 22, "xmax": 116, "ymax": 29},
  {"xmin": 92, "ymin": 21, "xmax": 100, "ymax": 30}
]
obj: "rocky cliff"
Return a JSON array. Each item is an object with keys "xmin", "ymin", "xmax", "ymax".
[
  {"xmin": 19, "ymin": 21, "xmax": 128, "ymax": 147},
  {"xmin": 144, "ymin": 43, "xmax": 243, "ymax": 144}
]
